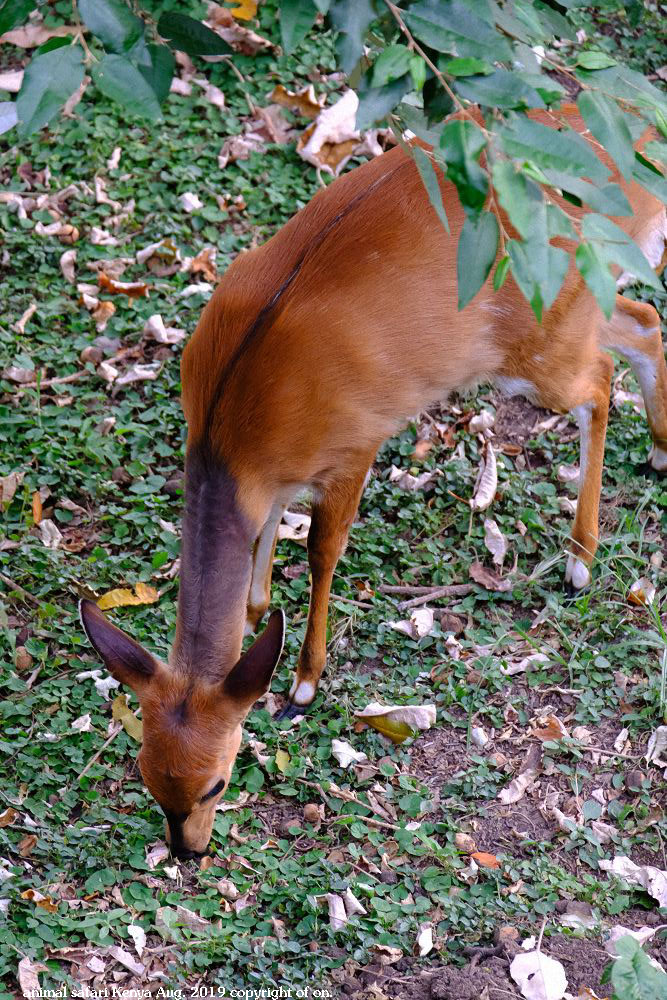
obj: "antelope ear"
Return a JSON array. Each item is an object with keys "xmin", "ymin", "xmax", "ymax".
[
  {"xmin": 223, "ymin": 609, "xmax": 285, "ymax": 707},
  {"xmin": 79, "ymin": 598, "xmax": 159, "ymax": 693}
]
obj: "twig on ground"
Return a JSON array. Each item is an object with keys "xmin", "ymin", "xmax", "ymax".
[
  {"xmin": 398, "ymin": 585, "xmax": 474, "ymax": 609},
  {"xmin": 17, "ymin": 371, "xmax": 88, "ymax": 390},
  {"xmin": 331, "ymin": 594, "xmax": 375, "ymax": 610},
  {"xmin": 0, "ymin": 572, "xmax": 41, "ymax": 607}
]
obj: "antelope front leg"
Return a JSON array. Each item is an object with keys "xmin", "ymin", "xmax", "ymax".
[
  {"xmin": 277, "ymin": 461, "xmax": 373, "ymax": 717},
  {"xmin": 565, "ymin": 353, "xmax": 614, "ymax": 591},
  {"xmin": 245, "ymin": 503, "xmax": 285, "ymax": 636}
]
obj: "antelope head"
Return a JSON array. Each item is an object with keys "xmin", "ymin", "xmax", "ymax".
[{"xmin": 79, "ymin": 599, "xmax": 284, "ymax": 859}]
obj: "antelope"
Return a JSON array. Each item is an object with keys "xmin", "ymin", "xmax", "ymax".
[{"xmin": 79, "ymin": 104, "xmax": 667, "ymax": 858}]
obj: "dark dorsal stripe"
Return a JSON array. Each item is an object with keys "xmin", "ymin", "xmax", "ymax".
[
  {"xmin": 200, "ymin": 160, "xmax": 409, "ymax": 454},
  {"xmin": 174, "ymin": 448, "xmax": 252, "ymax": 671}
]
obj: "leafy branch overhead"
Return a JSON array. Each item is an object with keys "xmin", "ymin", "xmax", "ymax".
[{"xmin": 3, "ymin": 0, "xmax": 667, "ymax": 321}]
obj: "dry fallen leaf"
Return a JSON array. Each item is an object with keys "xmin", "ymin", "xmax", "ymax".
[
  {"xmin": 331, "ymin": 738, "xmax": 368, "ymax": 768},
  {"xmin": 180, "ymin": 192, "xmax": 203, "ymax": 213},
  {"xmin": 471, "ymin": 851, "xmax": 500, "ymax": 869},
  {"xmin": 31, "ymin": 490, "xmax": 42, "ymax": 525},
  {"xmin": 510, "ymin": 950, "xmax": 568, "ymax": 1000},
  {"xmin": 38, "ymin": 518, "xmax": 63, "ymax": 550},
  {"xmin": 59, "ymin": 248, "xmax": 77, "ymax": 283},
  {"xmin": 646, "ymin": 725, "xmax": 667, "ymax": 767},
  {"xmin": 112, "ymin": 694, "xmax": 143, "ymax": 742},
  {"xmin": 2, "ymin": 22, "xmax": 76, "ymax": 48},
  {"xmin": 483, "ymin": 518, "xmax": 507, "ymax": 567},
  {"xmin": 599, "ymin": 856, "xmax": 667, "ymax": 907},
  {"xmin": 557, "ymin": 464, "xmax": 580, "ymax": 483},
  {"xmin": 470, "ymin": 442, "xmax": 498, "ymax": 511},
  {"xmin": 270, "ymin": 83, "xmax": 324, "ymax": 119},
  {"xmin": 19, "ymin": 834, "xmax": 38, "ymax": 857},
  {"xmin": 98, "ymin": 272, "xmax": 149, "ymax": 299},
  {"xmin": 416, "ymin": 922, "xmax": 434, "ymax": 956},
  {"xmin": 469, "ymin": 410, "xmax": 495, "ymax": 434},
  {"xmin": 97, "ymin": 582, "xmax": 159, "ymax": 610},
  {"xmin": 498, "ymin": 745, "xmax": 541, "ymax": 805},
  {"xmin": 206, "ymin": 2, "xmax": 272, "ymax": 53},
  {"xmin": 91, "ymin": 300, "xmax": 116, "ymax": 332},
  {"xmin": 115, "ymin": 361, "xmax": 162, "ymax": 386},
  {"xmin": 532, "ymin": 714, "xmax": 569, "ymax": 742},
  {"xmin": 277, "ymin": 510, "xmax": 311, "ymax": 545},
  {"xmin": 145, "ymin": 842, "xmax": 170, "ymax": 870},
  {"xmin": 143, "ymin": 314, "xmax": 186, "ymax": 344},
  {"xmin": 17, "ymin": 957, "xmax": 48, "ymax": 994},
  {"xmin": 226, "ymin": 0, "xmax": 258, "ymax": 19},
  {"xmin": 0, "ymin": 808, "xmax": 17, "ymax": 827},
  {"xmin": 1, "ymin": 470, "xmax": 24, "ymax": 506},
  {"xmin": 297, "ymin": 89, "xmax": 387, "ymax": 177},
  {"xmin": 355, "ymin": 702, "xmax": 436, "ymax": 744},
  {"xmin": 190, "ymin": 246, "xmax": 218, "ymax": 282},
  {"xmin": 469, "ymin": 561, "xmax": 512, "ymax": 592},
  {"xmin": 326, "ymin": 893, "xmax": 347, "ymax": 932},
  {"xmin": 275, "ymin": 748, "xmax": 290, "ymax": 773},
  {"xmin": 627, "ymin": 577, "xmax": 656, "ymax": 607}
]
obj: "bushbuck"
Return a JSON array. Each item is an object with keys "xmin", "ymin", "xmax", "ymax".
[{"xmin": 80, "ymin": 104, "xmax": 667, "ymax": 858}]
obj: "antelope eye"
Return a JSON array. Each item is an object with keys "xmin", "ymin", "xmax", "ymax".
[{"xmin": 200, "ymin": 778, "xmax": 226, "ymax": 803}]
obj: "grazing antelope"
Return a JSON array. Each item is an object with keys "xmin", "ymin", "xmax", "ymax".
[{"xmin": 80, "ymin": 104, "xmax": 667, "ymax": 858}]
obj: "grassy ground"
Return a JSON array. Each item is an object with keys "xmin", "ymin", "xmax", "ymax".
[{"xmin": 1, "ymin": 2, "xmax": 666, "ymax": 997}]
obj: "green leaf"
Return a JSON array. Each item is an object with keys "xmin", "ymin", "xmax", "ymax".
[
  {"xmin": 0, "ymin": 102, "xmax": 17, "ymax": 135},
  {"xmin": 79, "ymin": 0, "xmax": 144, "ymax": 54},
  {"xmin": 92, "ymin": 54, "xmax": 162, "ymax": 122},
  {"xmin": 498, "ymin": 116, "xmax": 609, "ymax": 184},
  {"xmin": 330, "ymin": 0, "xmax": 377, "ymax": 74},
  {"xmin": 356, "ymin": 72, "xmax": 410, "ymax": 131},
  {"xmin": 493, "ymin": 254, "xmax": 510, "ymax": 291},
  {"xmin": 16, "ymin": 44, "xmax": 85, "ymax": 138},
  {"xmin": 578, "ymin": 91, "xmax": 635, "ymax": 180},
  {"xmin": 542, "ymin": 168, "xmax": 632, "ymax": 217},
  {"xmin": 396, "ymin": 103, "xmax": 441, "ymax": 146},
  {"xmin": 632, "ymin": 155, "xmax": 667, "ymax": 205},
  {"xmin": 409, "ymin": 55, "xmax": 426, "ymax": 92},
  {"xmin": 457, "ymin": 211, "xmax": 498, "ymax": 310},
  {"xmin": 0, "ymin": 0, "xmax": 35, "ymax": 35},
  {"xmin": 423, "ymin": 76, "xmax": 455, "ymax": 124},
  {"xmin": 157, "ymin": 12, "xmax": 232, "ymax": 57},
  {"xmin": 138, "ymin": 44, "xmax": 175, "ymax": 104},
  {"xmin": 644, "ymin": 141, "xmax": 667, "ymax": 168},
  {"xmin": 406, "ymin": 0, "xmax": 512, "ymax": 62},
  {"xmin": 577, "ymin": 66, "xmax": 667, "ymax": 117},
  {"xmin": 492, "ymin": 160, "xmax": 543, "ymax": 238},
  {"xmin": 438, "ymin": 119, "xmax": 488, "ymax": 214},
  {"xmin": 576, "ymin": 50, "xmax": 617, "ymax": 70},
  {"xmin": 582, "ymin": 213, "xmax": 662, "ymax": 290},
  {"xmin": 280, "ymin": 0, "xmax": 318, "ymax": 55},
  {"xmin": 611, "ymin": 935, "xmax": 667, "ymax": 1000},
  {"xmin": 412, "ymin": 146, "xmax": 449, "ymax": 233},
  {"xmin": 508, "ymin": 236, "xmax": 569, "ymax": 322},
  {"xmin": 455, "ymin": 68, "xmax": 544, "ymax": 110},
  {"xmin": 442, "ymin": 57, "xmax": 493, "ymax": 77},
  {"xmin": 372, "ymin": 45, "xmax": 412, "ymax": 88}
]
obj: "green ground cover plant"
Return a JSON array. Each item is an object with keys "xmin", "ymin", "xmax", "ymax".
[{"xmin": 0, "ymin": 1, "xmax": 666, "ymax": 997}]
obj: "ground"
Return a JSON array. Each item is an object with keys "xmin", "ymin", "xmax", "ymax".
[{"xmin": 1, "ymin": 1, "xmax": 666, "ymax": 997}]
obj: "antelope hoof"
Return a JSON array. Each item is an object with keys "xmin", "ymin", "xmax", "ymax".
[
  {"xmin": 274, "ymin": 701, "xmax": 306, "ymax": 721},
  {"xmin": 648, "ymin": 444, "xmax": 667, "ymax": 474},
  {"xmin": 564, "ymin": 554, "xmax": 591, "ymax": 592},
  {"xmin": 274, "ymin": 678, "xmax": 316, "ymax": 719}
]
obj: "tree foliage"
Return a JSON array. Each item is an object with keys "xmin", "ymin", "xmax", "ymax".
[{"xmin": 3, "ymin": 0, "xmax": 666, "ymax": 319}]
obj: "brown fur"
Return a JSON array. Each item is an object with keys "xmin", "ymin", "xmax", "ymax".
[{"xmin": 80, "ymin": 105, "xmax": 667, "ymax": 857}]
